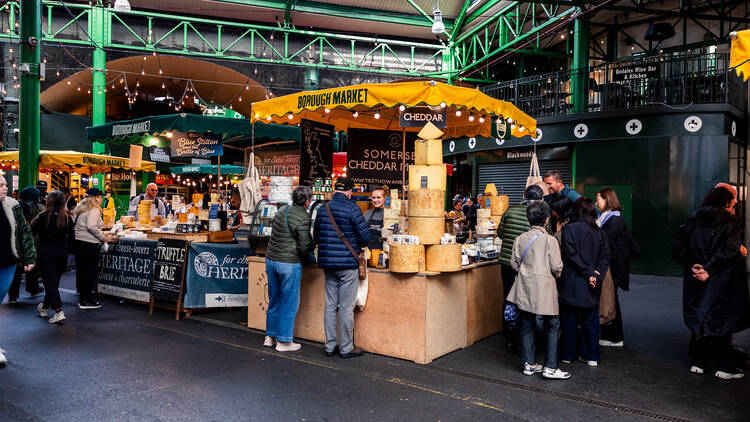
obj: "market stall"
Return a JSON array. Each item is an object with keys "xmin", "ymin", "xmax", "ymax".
[{"xmin": 247, "ymin": 80, "xmax": 536, "ymax": 363}]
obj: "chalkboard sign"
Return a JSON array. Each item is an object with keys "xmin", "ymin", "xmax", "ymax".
[
  {"xmin": 97, "ymin": 238, "xmax": 157, "ymax": 303},
  {"xmin": 346, "ymin": 128, "xmax": 416, "ymax": 186},
  {"xmin": 299, "ymin": 119, "xmax": 334, "ymax": 186},
  {"xmin": 170, "ymin": 131, "xmax": 223, "ymax": 157},
  {"xmin": 151, "ymin": 238, "xmax": 188, "ymax": 303}
]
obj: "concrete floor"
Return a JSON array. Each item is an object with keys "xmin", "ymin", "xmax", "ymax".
[{"xmin": 1, "ymin": 273, "xmax": 748, "ymax": 421}]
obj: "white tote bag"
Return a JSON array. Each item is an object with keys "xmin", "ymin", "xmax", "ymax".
[{"xmin": 525, "ymin": 151, "xmax": 543, "ymax": 188}]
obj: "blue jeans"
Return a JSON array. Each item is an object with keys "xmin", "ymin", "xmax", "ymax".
[
  {"xmin": 265, "ymin": 259, "xmax": 302, "ymax": 342},
  {"xmin": 559, "ymin": 304, "xmax": 600, "ymax": 362},
  {"xmin": 0, "ymin": 265, "xmax": 17, "ymax": 304},
  {"xmin": 520, "ymin": 310, "xmax": 560, "ymax": 369}
]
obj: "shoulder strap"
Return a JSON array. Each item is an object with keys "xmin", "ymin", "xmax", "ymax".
[
  {"xmin": 521, "ymin": 231, "xmax": 544, "ymax": 263},
  {"xmin": 325, "ymin": 203, "xmax": 361, "ymax": 262}
]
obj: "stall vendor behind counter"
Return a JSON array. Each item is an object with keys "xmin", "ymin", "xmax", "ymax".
[
  {"xmin": 363, "ymin": 186, "xmax": 386, "ymax": 250},
  {"xmin": 127, "ymin": 183, "xmax": 166, "ymax": 220}
]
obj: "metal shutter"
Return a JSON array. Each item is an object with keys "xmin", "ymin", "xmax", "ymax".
[{"xmin": 478, "ymin": 160, "xmax": 572, "ymax": 204}]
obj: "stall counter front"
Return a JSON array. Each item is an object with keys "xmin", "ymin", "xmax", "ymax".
[{"xmin": 247, "ymin": 257, "xmax": 502, "ymax": 364}]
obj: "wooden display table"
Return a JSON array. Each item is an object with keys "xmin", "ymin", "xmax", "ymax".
[
  {"xmin": 146, "ymin": 231, "xmax": 209, "ymax": 243},
  {"xmin": 247, "ymin": 257, "xmax": 502, "ymax": 364}
]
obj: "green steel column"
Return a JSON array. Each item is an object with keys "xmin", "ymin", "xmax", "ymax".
[
  {"xmin": 91, "ymin": 4, "xmax": 107, "ymax": 154},
  {"xmin": 19, "ymin": 0, "xmax": 41, "ymax": 189},
  {"xmin": 571, "ymin": 15, "xmax": 589, "ymax": 113},
  {"xmin": 442, "ymin": 45, "xmax": 454, "ymax": 84}
]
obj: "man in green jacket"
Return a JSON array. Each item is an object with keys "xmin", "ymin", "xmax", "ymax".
[
  {"xmin": 264, "ymin": 186, "xmax": 313, "ymax": 353},
  {"xmin": 497, "ymin": 184, "xmax": 544, "ymax": 353}
]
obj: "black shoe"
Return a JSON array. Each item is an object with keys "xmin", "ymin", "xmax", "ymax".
[
  {"xmin": 78, "ymin": 300, "xmax": 102, "ymax": 310},
  {"xmin": 340, "ymin": 347, "xmax": 364, "ymax": 358},
  {"xmin": 324, "ymin": 346, "xmax": 339, "ymax": 357}
]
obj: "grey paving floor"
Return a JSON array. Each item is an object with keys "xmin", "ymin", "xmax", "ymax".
[{"xmin": 0, "ymin": 272, "xmax": 748, "ymax": 421}]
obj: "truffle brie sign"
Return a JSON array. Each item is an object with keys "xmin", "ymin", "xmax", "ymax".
[{"xmin": 399, "ymin": 106, "xmax": 446, "ymax": 128}]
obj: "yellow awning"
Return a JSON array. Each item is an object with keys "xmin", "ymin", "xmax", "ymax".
[
  {"xmin": 730, "ymin": 29, "xmax": 750, "ymax": 81},
  {"xmin": 250, "ymin": 81, "xmax": 536, "ymax": 138},
  {"xmin": 0, "ymin": 150, "xmax": 156, "ymax": 172}
]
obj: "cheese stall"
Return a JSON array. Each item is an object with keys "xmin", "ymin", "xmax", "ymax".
[{"xmin": 248, "ymin": 80, "xmax": 536, "ymax": 363}]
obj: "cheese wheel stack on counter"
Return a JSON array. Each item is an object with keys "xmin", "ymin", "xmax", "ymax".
[
  {"xmin": 407, "ymin": 122, "xmax": 446, "ymax": 246},
  {"xmin": 477, "ymin": 183, "xmax": 509, "ymax": 233}
]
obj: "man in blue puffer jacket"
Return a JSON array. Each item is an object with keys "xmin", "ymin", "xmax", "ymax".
[{"xmin": 314, "ymin": 177, "xmax": 370, "ymax": 358}]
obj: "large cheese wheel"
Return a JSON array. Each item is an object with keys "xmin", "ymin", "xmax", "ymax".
[
  {"xmin": 408, "ymin": 164, "xmax": 446, "ymax": 191},
  {"xmin": 408, "ymin": 216, "xmax": 444, "ymax": 245},
  {"xmin": 477, "ymin": 208, "xmax": 491, "ymax": 219},
  {"xmin": 407, "ymin": 189, "xmax": 445, "ymax": 217},
  {"xmin": 415, "ymin": 139, "xmax": 443, "ymax": 165},
  {"xmin": 389, "ymin": 244, "xmax": 425, "ymax": 273},
  {"xmin": 426, "ymin": 244, "xmax": 462, "ymax": 272},
  {"xmin": 483, "ymin": 195, "xmax": 509, "ymax": 216}
]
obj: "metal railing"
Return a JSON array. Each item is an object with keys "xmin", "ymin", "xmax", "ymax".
[{"xmin": 481, "ymin": 53, "xmax": 747, "ymax": 118}]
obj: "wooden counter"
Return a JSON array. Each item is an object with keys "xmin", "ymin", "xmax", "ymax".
[
  {"xmin": 146, "ymin": 231, "xmax": 209, "ymax": 243},
  {"xmin": 247, "ymin": 257, "xmax": 502, "ymax": 364}
]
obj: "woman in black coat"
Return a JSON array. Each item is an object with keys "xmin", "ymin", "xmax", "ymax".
[
  {"xmin": 558, "ymin": 197, "xmax": 611, "ymax": 366},
  {"xmin": 595, "ymin": 188, "xmax": 636, "ymax": 347},
  {"xmin": 673, "ymin": 186, "xmax": 750, "ymax": 379}
]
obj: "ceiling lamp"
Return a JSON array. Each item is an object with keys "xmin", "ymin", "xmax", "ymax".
[
  {"xmin": 431, "ymin": 6, "xmax": 445, "ymax": 34},
  {"xmin": 114, "ymin": 0, "xmax": 131, "ymax": 13},
  {"xmin": 374, "ymin": 110, "xmax": 380, "ymax": 119}
]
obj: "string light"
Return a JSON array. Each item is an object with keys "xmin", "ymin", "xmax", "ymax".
[
  {"xmin": 324, "ymin": 108, "xmax": 330, "ymax": 113},
  {"xmin": 455, "ymin": 110, "xmax": 462, "ymax": 117},
  {"xmin": 468, "ymin": 113, "xmax": 475, "ymax": 122},
  {"xmin": 440, "ymin": 102, "xmax": 446, "ymax": 108},
  {"xmin": 352, "ymin": 111, "xmax": 359, "ymax": 118},
  {"xmin": 374, "ymin": 110, "xmax": 380, "ymax": 119},
  {"xmin": 399, "ymin": 105, "xmax": 405, "ymax": 112}
]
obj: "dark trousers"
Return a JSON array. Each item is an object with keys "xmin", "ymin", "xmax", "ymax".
[
  {"xmin": 40, "ymin": 252, "xmax": 68, "ymax": 310},
  {"xmin": 74, "ymin": 241, "xmax": 100, "ymax": 302},
  {"xmin": 689, "ymin": 332, "xmax": 734, "ymax": 371},
  {"xmin": 560, "ymin": 304, "xmax": 600, "ymax": 362},
  {"xmin": 520, "ymin": 311, "xmax": 560, "ymax": 369},
  {"xmin": 600, "ymin": 288, "xmax": 624, "ymax": 343},
  {"xmin": 8, "ymin": 263, "xmax": 41, "ymax": 300},
  {"xmin": 500, "ymin": 264, "xmax": 519, "ymax": 351}
]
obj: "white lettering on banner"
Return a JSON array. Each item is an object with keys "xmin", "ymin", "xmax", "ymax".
[
  {"xmin": 204, "ymin": 294, "xmax": 248, "ymax": 308},
  {"xmin": 402, "ymin": 112, "xmax": 445, "ymax": 123},
  {"xmin": 506, "ymin": 151, "xmax": 534, "ymax": 160},
  {"xmin": 194, "ymin": 252, "xmax": 249, "ymax": 280},
  {"xmin": 111, "ymin": 121, "xmax": 151, "ymax": 136},
  {"xmin": 97, "ymin": 285, "xmax": 150, "ymax": 302}
]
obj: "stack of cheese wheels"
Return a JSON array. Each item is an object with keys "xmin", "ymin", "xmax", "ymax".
[
  {"xmin": 389, "ymin": 243, "xmax": 425, "ymax": 273},
  {"xmin": 407, "ymin": 122, "xmax": 446, "ymax": 245},
  {"xmin": 425, "ymin": 243, "xmax": 462, "ymax": 272},
  {"xmin": 138, "ymin": 200, "xmax": 152, "ymax": 226},
  {"xmin": 481, "ymin": 183, "xmax": 509, "ymax": 227}
]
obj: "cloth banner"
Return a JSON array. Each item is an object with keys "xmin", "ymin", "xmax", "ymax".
[
  {"xmin": 346, "ymin": 128, "xmax": 417, "ymax": 186},
  {"xmin": 96, "ymin": 238, "xmax": 157, "ymax": 302},
  {"xmin": 184, "ymin": 242, "xmax": 250, "ymax": 308},
  {"xmin": 299, "ymin": 119, "xmax": 334, "ymax": 185}
]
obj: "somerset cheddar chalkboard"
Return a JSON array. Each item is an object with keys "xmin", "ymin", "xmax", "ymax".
[{"xmin": 151, "ymin": 238, "xmax": 188, "ymax": 303}]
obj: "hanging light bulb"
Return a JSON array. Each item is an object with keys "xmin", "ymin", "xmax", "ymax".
[
  {"xmin": 67, "ymin": 79, "xmax": 71, "ymax": 85},
  {"xmin": 56, "ymin": 70, "xmax": 60, "ymax": 77},
  {"xmin": 287, "ymin": 113, "xmax": 293, "ymax": 120},
  {"xmin": 143, "ymin": 55, "xmax": 147, "ymax": 61},
  {"xmin": 8, "ymin": 47, "xmax": 12, "ymax": 53},
  {"xmin": 266, "ymin": 116, "xmax": 272, "ymax": 121},
  {"xmin": 161, "ymin": 81, "xmax": 165, "ymax": 89},
  {"xmin": 245, "ymin": 84, "xmax": 249, "ymax": 90},
  {"xmin": 440, "ymin": 102, "xmax": 446, "ymax": 108},
  {"xmin": 141, "ymin": 68, "xmax": 145, "ymax": 75},
  {"xmin": 455, "ymin": 110, "xmax": 462, "ymax": 117},
  {"xmin": 399, "ymin": 105, "xmax": 406, "ymax": 112},
  {"xmin": 479, "ymin": 115, "xmax": 485, "ymax": 123},
  {"xmin": 254, "ymin": 68, "xmax": 258, "ymax": 74},
  {"xmin": 511, "ymin": 121, "xmax": 516, "ymax": 130},
  {"xmin": 374, "ymin": 110, "xmax": 380, "ymax": 119},
  {"xmin": 238, "ymin": 96, "xmax": 242, "ymax": 102},
  {"xmin": 152, "ymin": 51, "xmax": 156, "ymax": 56},
  {"xmin": 518, "ymin": 125, "xmax": 524, "ymax": 132},
  {"xmin": 77, "ymin": 84, "xmax": 81, "ymax": 91},
  {"xmin": 506, "ymin": 117, "xmax": 513, "ymax": 124},
  {"xmin": 270, "ymin": 76, "xmax": 274, "ymax": 82},
  {"xmin": 159, "ymin": 67, "xmax": 163, "ymax": 74},
  {"xmin": 352, "ymin": 111, "xmax": 359, "ymax": 118},
  {"xmin": 324, "ymin": 108, "xmax": 330, "ymax": 114},
  {"xmin": 468, "ymin": 113, "xmax": 475, "ymax": 122}
]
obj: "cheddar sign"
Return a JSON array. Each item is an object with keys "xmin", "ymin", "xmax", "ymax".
[{"xmin": 399, "ymin": 106, "xmax": 446, "ymax": 128}]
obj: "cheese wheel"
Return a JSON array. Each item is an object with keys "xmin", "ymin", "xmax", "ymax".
[
  {"xmin": 408, "ymin": 164, "xmax": 446, "ymax": 191},
  {"xmin": 426, "ymin": 244, "xmax": 462, "ymax": 272},
  {"xmin": 389, "ymin": 244, "xmax": 425, "ymax": 273},
  {"xmin": 408, "ymin": 217, "xmax": 444, "ymax": 245},
  {"xmin": 415, "ymin": 139, "xmax": 443, "ymax": 165},
  {"xmin": 477, "ymin": 208, "xmax": 491, "ymax": 219},
  {"xmin": 483, "ymin": 195, "xmax": 509, "ymax": 216},
  {"xmin": 407, "ymin": 189, "xmax": 445, "ymax": 217}
]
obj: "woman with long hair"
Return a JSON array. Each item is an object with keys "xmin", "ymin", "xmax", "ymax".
[
  {"xmin": 558, "ymin": 197, "xmax": 611, "ymax": 367},
  {"xmin": 673, "ymin": 186, "xmax": 750, "ymax": 379},
  {"xmin": 73, "ymin": 188, "xmax": 110, "ymax": 310},
  {"xmin": 32, "ymin": 190, "xmax": 75, "ymax": 324},
  {"xmin": 595, "ymin": 188, "xmax": 637, "ymax": 347},
  {"xmin": 0, "ymin": 176, "xmax": 37, "ymax": 364}
]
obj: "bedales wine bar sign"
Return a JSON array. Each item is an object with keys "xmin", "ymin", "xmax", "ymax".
[{"xmin": 612, "ymin": 63, "xmax": 659, "ymax": 81}]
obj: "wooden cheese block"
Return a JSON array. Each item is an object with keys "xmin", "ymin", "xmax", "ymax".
[
  {"xmin": 415, "ymin": 139, "xmax": 443, "ymax": 165},
  {"xmin": 426, "ymin": 244, "xmax": 462, "ymax": 272},
  {"xmin": 384, "ymin": 207, "xmax": 400, "ymax": 219},
  {"xmin": 477, "ymin": 208, "xmax": 491, "ymax": 219},
  {"xmin": 408, "ymin": 189, "xmax": 445, "ymax": 217},
  {"xmin": 389, "ymin": 243, "xmax": 425, "ymax": 273},
  {"xmin": 408, "ymin": 164, "xmax": 446, "ymax": 191},
  {"xmin": 484, "ymin": 183, "xmax": 499, "ymax": 196},
  {"xmin": 408, "ymin": 216, "xmax": 444, "ymax": 245},
  {"xmin": 417, "ymin": 121, "xmax": 444, "ymax": 140}
]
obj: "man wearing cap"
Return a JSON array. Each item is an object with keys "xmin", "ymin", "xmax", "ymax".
[
  {"xmin": 314, "ymin": 177, "xmax": 370, "ymax": 358},
  {"xmin": 127, "ymin": 183, "xmax": 166, "ymax": 220}
]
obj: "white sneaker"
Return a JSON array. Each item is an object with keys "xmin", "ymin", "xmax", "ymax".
[
  {"xmin": 690, "ymin": 365, "xmax": 704, "ymax": 375},
  {"xmin": 715, "ymin": 369, "xmax": 744, "ymax": 380},
  {"xmin": 599, "ymin": 340, "xmax": 624, "ymax": 347},
  {"xmin": 542, "ymin": 367, "xmax": 571, "ymax": 379},
  {"xmin": 48, "ymin": 311, "xmax": 66, "ymax": 324},
  {"xmin": 523, "ymin": 362, "xmax": 543, "ymax": 376},
  {"xmin": 275, "ymin": 341, "xmax": 301, "ymax": 352},
  {"xmin": 37, "ymin": 303, "xmax": 48, "ymax": 318},
  {"xmin": 0, "ymin": 348, "xmax": 6, "ymax": 365},
  {"xmin": 263, "ymin": 336, "xmax": 275, "ymax": 347},
  {"xmin": 579, "ymin": 357, "xmax": 598, "ymax": 367},
  {"xmin": 561, "ymin": 359, "xmax": 573, "ymax": 364}
]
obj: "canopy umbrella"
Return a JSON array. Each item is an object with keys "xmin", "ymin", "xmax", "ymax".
[
  {"xmin": 0, "ymin": 150, "xmax": 156, "ymax": 173},
  {"xmin": 171, "ymin": 165, "xmax": 245, "ymax": 175},
  {"xmin": 250, "ymin": 80, "xmax": 536, "ymax": 138},
  {"xmin": 730, "ymin": 29, "xmax": 750, "ymax": 81}
]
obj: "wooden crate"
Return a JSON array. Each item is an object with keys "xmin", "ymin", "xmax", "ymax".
[
  {"xmin": 465, "ymin": 262, "xmax": 503, "ymax": 345},
  {"xmin": 208, "ymin": 230, "xmax": 234, "ymax": 243}
]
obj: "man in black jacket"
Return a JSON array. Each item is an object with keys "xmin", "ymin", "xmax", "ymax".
[{"xmin": 314, "ymin": 177, "xmax": 370, "ymax": 358}]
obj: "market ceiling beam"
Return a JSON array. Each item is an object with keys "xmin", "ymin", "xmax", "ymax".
[
  {"xmin": 210, "ymin": 0, "xmax": 454, "ymax": 30},
  {"xmin": 450, "ymin": 0, "xmax": 473, "ymax": 39},
  {"xmin": 0, "ymin": 1, "xmax": 448, "ymax": 78},
  {"xmin": 404, "ymin": 0, "xmax": 453, "ymax": 39}
]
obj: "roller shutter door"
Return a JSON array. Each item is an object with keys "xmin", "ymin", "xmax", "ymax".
[{"xmin": 477, "ymin": 160, "xmax": 572, "ymax": 204}]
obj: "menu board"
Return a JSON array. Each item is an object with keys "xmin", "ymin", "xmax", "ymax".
[
  {"xmin": 97, "ymin": 238, "xmax": 157, "ymax": 303},
  {"xmin": 170, "ymin": 131, "xmax": 223, "ymax": 157},
  {"xmin": 346, "ymin": 128, "xmax": 417, "ymax": 186},
  {"xmin": 151, "ymin": 238, "xmax": 188, "ymax": 303}
]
